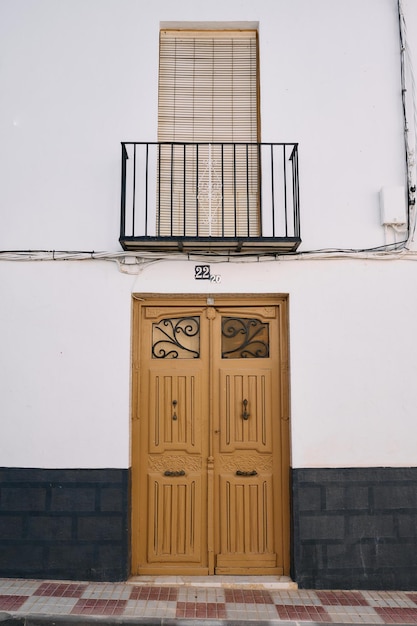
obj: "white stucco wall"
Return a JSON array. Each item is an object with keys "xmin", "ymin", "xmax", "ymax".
[
  {"xmin": 1, "ymin": 0, "xmax": 416, "ymax": 469},
  {"xmin": 2, "ymin": 257, "xmax": 417, "ymax": 469},
  {"xmin": 0, "ymin": 0, "xmax": 408, "ymax": 251}
]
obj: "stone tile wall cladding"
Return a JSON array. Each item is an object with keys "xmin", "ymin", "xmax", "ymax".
[
  {"xmin": 1, "ymin": 466, "xmax": 417, "ymax": 587},
  {"xmin": 291, "ymin": 467, "xmax": 417, "ymax": 590},
  {"xmin": 0, "ymin": 468, "xmax": 129, "ymax": 582}
]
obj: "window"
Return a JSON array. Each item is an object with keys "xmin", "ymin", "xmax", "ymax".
[
  {"xmin": 221, "ymin": 316, "xmax": 269, "ymax": 359},
  {"xmin": 157, "ymin": 29, "xmax": 260, "ymax": 238}
]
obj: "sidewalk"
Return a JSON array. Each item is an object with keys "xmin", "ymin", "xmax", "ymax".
[{"xmin": 1, "ymin": 577, "xmax": 417, "ymax": 625}]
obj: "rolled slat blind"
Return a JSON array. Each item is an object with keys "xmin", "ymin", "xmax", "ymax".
[{"xmin": 157, "ymin": 30, "xmax": 260, "ymax": 238}]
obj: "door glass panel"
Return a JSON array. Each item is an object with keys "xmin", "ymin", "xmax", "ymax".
[
  {"xmin": 152, "ymin": 316, "xmax": 200, "ymax": 358},
  {"xmin": 221, "ymin": 316, "xmax": 269, "ymax": 359}
]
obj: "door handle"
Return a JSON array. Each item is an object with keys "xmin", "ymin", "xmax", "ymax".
[
  {"xmin": 242, "ymin": 398, "xmax": 250, "ymax": 420},
  {"xmin": 164, "ymin": 470, "xmax": 186, "ymax": 477},
  {"xmin": 236, "ymin": 470, "xmax": 258, "ymax": 477}
]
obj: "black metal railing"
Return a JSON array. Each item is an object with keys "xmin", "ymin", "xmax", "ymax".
[{"xmin": 120, "ymin": 142, "xmax": 300, "ymax": 253}]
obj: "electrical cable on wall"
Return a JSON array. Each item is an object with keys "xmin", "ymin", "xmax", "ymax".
[{"xmin": 398, "ymin": 0, "xmax": 417, "ymax": 243}]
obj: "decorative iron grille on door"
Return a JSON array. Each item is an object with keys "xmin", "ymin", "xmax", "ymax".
[{"xmin": 151, "ymin": 314, "xmax": 269, "ymax": 360}]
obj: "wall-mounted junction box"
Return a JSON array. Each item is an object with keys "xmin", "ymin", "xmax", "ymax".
[{"xmin": 380, "ymin": 186, "xmax": 407, "ymax": 226}]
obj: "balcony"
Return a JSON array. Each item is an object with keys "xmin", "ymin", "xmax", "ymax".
[{"xmin": 119, "ymin": 142, "xmax": 301, "ymax": 254}]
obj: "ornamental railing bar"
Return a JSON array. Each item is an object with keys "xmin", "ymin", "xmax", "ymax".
[{"xmin": 120, "ymin": 142, "xmax": 301, "ymax": 252}]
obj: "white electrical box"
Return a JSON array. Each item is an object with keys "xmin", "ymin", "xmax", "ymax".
[{"xmin": 380, "ymin": 186, "xmax": 407, "ymax": 226}]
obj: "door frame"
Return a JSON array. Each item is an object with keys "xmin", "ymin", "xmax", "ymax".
[{"xmin": 130, "ymin": 293, "xmax": 291, "ymax": 576}]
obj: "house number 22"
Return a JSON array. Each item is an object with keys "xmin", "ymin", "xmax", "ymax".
[
  {"xmin": 195, "ymin": 265, "xmax": 211, "ymax": 280},
  {"xmin": 194, "ymin": 265, "xmax": 221, "ymax": 283}
]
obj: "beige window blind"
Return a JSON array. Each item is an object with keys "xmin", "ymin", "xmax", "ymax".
[{"xmin": 157, "ymin": 30, "xmax": 260, "ymax": 238}]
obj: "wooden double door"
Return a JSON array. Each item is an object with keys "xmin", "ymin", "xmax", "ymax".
[{"xmin": 131, "ymin": 295, "xmax": 290, "ymax": 576}]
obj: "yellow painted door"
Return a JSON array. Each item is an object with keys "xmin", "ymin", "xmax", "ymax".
[{"xmin": 131, "ymin": 296, "xmax": 290, "ymax": 576}]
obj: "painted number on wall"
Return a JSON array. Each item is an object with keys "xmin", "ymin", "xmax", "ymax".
[{"xmin": 195, "ymin": 265, "xmax": 211, "ymax": 280}]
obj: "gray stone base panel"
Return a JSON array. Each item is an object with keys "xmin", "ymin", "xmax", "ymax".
[
  {"xmin": 0, "ymin": 468, "xmax": 129, "ymax": 582},
  {"xmin": 291, "ymin": 467, "xmax": 417, "ymax": 590}
]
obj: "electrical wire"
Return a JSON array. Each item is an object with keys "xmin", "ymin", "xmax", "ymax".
[
  {"xmin": 398, "ymin": 0, "xmax": 417, "ymax": 243},
  {"xmin": 1, "ymin": 242, "xmax": 417, "ymax": 274}
]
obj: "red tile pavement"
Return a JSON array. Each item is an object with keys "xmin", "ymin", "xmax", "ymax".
[
  {"xmin": 71, "ymin": 598, "xmax": 127, "ymax": 616},
  {"xmin": 0, "ymin": 595, "xmax": 29, "ymax": 611},
  {"xmin": 176, "ymin": 601, "xmax": 227, "ymax": 618},
  {"xmin": 316, "ymin": 590, "xmax": 369, "ymax": 606},
  {"xmin": 129, "ymin": 585, "xmax": 178, "ymax": 601},
  {"xmin": 3, "ymin": 578, "xmax": 417, "ymax": 623},
  {"xmin": 375, "ymin": 607, "xmax": 417, "ymax": 624},
  {"xmin": 224, "ymin": 588, "xmax": 274, "ymax": 604},
  {"xmin": 276, "ymin": 604, "xmax": 331, "ymax": 622},
  {"xmin": 34, "ymin": 582, "xmax": 87, "ymax": 598}
]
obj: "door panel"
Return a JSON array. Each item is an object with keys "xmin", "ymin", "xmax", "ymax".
[
  {"xmin": 131, "ymin": 296, "xmax": 290, "ymax": 576},
  {"xmin": 147, "ymin": 369, "xmax": 204, "ymax": 564},
  {"xmin": 147, "ymin": 473, "xmax": 202, "ymax": 563},
  {"xmin": 213, "ymin": 307, "xmax": 281, "ymax": 574},
  {"xmin": 148, "ymin": 371, "xmax": 201, "ymax": 453},
  {"xmin": 216, "ymin": 473, "xmax": 276, "ymax": 569},
  {"xmin": 134, "ymin": 305, "xmax": 209, "ymax": 575},
  {"xmin": 219, "ymin": 370, "xmax": 272, "ymax": 452}
]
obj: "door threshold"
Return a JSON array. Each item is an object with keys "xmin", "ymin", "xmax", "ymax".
[{"xmin": 127, "ymin": 575, "xmax": 297, "ymax": 590}]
